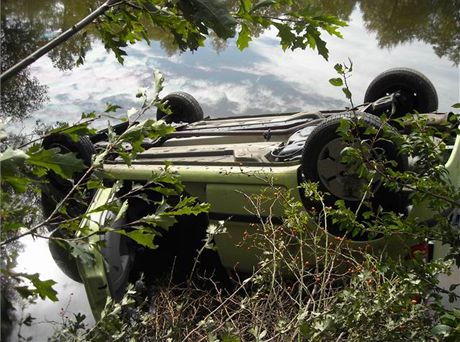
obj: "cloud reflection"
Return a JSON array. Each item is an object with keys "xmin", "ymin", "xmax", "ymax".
[{"xmin": 29, "ymin": 7, "xmax": 458, "ymax": 130}]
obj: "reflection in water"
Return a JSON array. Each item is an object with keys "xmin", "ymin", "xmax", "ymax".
[
  {"xmin": 1, "ymin": 1, "xmax": 458, "ymax": 70},
  {"xmin": 13, "ymin": 237, "xmax": 94, "ymax": 340},
  {"xmin": 360, "ymin": 0, "xmax": 460, "ymax": 65},
  {"xmin": 1, "ymin": 0, "xmax": 458, "ymax": 121},
  {"xmin": 1, "ymin": 0, "xmax": 97, "ymax": 69},
  {"xmin": 2, "ymin": 0, "xmax": 458, "ymax": 71},
  {"xmin": 0, "ymin": 17, "xmax": 48, "ymax": 120},
  {"xmin": 1, "ymin": 242, "xmax": 23, "ymax": 342},
  {"xmin": 27, "ymin": 5, "xmax": 457, "ymax": 129}
]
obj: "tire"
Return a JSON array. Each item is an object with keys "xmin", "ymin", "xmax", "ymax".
[
  {"xmin": 101, "ymin": 217, "xmax": 136, "ymax": 300},
  {"xmin": 157, "ymin": 92, "xmax": 204, "ymax": 123},
  {"xmin": 103, "ymin": 186, "xmax": 213, "ymax": 298},
  {"xmin": 301, "ymin": 112, "xmax": 408, "ymax": 238},
  {"xmin": 364, "ymin": 68, "xmax": 438, "ymax": 118},
  {"xmin": 42, "ymin": 133, "xmax": 95, "ymax": 165},
  {"xmin": 48, "ymin": 214, "xmax": 136, "ymax": 292},
  {"xmin": 41, "ymin": 133, "xmax": 96, "ymax": 224},
  {"xmin": 124, "ymin": 185, "xmax": 226, "ymax": 286},
  {"xmin": 48, "ymin": 238, "xmax": 82, "ymax": 283}
]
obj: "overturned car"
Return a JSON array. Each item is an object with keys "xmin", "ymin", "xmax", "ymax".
[{"xmin": 42, "ymin": 68, "xmax": 459, "ymax": 318}]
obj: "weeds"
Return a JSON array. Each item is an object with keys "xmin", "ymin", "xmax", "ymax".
[{"xmin": 48, "ymin": 181, "xmax": 459, "ymax": 341}]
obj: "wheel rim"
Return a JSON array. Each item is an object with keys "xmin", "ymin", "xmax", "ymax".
[{"xmin": 316, "ymin": 138, "xmax": 381, "ymax": 202}]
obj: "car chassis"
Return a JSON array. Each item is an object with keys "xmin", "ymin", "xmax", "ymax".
[{"xmin": 43, "ymin": 68, "xmax": 460, "ymax": 319}]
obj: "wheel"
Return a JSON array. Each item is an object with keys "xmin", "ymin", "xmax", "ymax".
[
  {"xmin": 122, "ymin": 184, "xmax": 228, "ymax": 287},
  {"xmin": 47, "ymin": 212, "xmax": 136, "ymax": 293},
  {"xmin": 364, "ymin": 68, "xmax": 438, "ymax": 118},
  {"xmin": 41, "ymin": 133, "xmax": 95, "ymax": 222},
  {"xmin": 103, "ymin": 186, "xmax": 220, "ymax": 297},
  {"xmin": 41, "ymin": 181, "xmax": 90, "ymax": 220},
  {"xmin": 48, "ymin": 238, "xmax": 82, "ymax": 283},
  {"xmin": 42, "ymin": 133, "xmax": 95, "ymax": 173},
  {"xmin": 156, "ymin": 92, "xmax": 204, "ymax": 123},
  {"xmin": 301, "ymin": 112, "xmax": 408, "ymax": 238},
  {"xmin": 101, "ymin": 216, "xmax": 136, "ymax": 300}
]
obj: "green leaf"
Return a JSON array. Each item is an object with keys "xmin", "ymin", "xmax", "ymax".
[
  {"xmin": 274, "ymin": 23, "xmax": 295, "ymax": 51},
  {"xmin": 127, "ymin": 107, "xmax": 138, "ymax": 119},
  {"xmin": 315, "ymin": 37, "xmax": 329, "ymax": 60},
  {"xmin": 452, "ymin": 103, "xmax": 460, "ymax": 109},
  {"xmin": 334, "ymin": 63, "xmax": 344, "ymax": 74},
  {"xmin": 180, "ymin": 0, "xmax": 237, "ymax": 39},
  {"xmin": 3, "ymin": 175, "xmax": 30, "ymax": 193},
  {"xmin": 329, "ymin": 78, "xmax": 343, "ymax": 87},
  {"xmin": 51, "ymin": 124, "xmax": 96, "ymax": 142},
  {"xmin": 68, "ymin": 241, "xmax": 96, "ymax": 267},
  {"xmin": 27, "ymin": 148, "xmax": 86, "ymax": 179},
  {"xmin": 15, "ymin": 286, "xmax": 34, "ymax": 299},
  {"xmin": 240, "ymin": 0, "xmax": 252, "ymax": 12},
  {"xmin": 118, "ymin": 119, "xmax": 175, "ymax": 164},
  {"xmin": 140, "ymin": 214, "xmax": 177, "ymax": 230},
  {"xmin": 236, "ymin": 23, "xmax": 252, "ymax": 50},
  {"xmin": 307, "ymin": 27, "xmax": 329, "ymax": 60},
  {"xmin": 86, "ymin": 179, "xmax": 104, "ymax": 190},
  {"xmin": 114, "ymin": 200, "xmax": 129, "ymax": 222},
  {"xmin": 118, "ymin": 229, "xmax": 156, "ymax": 249},
  {"xmin": 153, "ymin": 70, "xmax": 164, "ymax": 99},
  {"xmin": 81, "ymin": 111, "xmax": 97, "ymax": 119},
  {"xmin": 251, "ymin": 0, "xmax": 276, "ymax": 12},
  {"xmin": 22, "ymin": 273, "xmax": 58, "ymax": 301},
  {"xmin": 431, "ymin": 324, "xmax": 452, "ymax": 337},
  {"xmin": 0, "ymin": 147, "xmax": 29, "ymax": 177},
  {"xmin": 166, "ymin": 196, "xmax": 210, "ymax": 216},
  {"xmin": 105, "ymin": 103, "xmax": 122, "ymax": 113},
  {"xmin": 342, "ymin": 87, "xmax": 352, "ymax": 100},
  {"xmin": 0, "ymin": 147, "xmax": 29, "ymax": 164}
]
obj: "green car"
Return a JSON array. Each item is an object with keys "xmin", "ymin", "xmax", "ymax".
[{"xmin": 43, "ymin": 68, "xmax": 458, "ymax": 319}]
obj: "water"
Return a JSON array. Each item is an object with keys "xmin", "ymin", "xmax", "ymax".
[
  {"xmin": 2, "ymin": 1, "xmax": 459, "ymax": 339},
  {"xmin": 27, "ymin": 11, "xmax": 458, "ymax": 126}
]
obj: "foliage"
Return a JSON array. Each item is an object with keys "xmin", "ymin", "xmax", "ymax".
[
  {"xmin": 0, "ymin": 71, "xmax": 191, "ymax": 305},
  {"xmin": 359, "ymin": 0, "xmax": 460, "ymax": 65},
  {"xmin": 46, "ymin": 186, "xmax": 460, "ymax": 341},
  {"xmin": 95, "ymin": 0, "xmax": 346, "ymax": 63}
]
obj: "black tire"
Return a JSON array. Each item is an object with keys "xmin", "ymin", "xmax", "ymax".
[
  {"xmin": 48, "ymin": 239, "xmax": 82, "ymax": 283},
  {"xmin": 157, "ymin": 92, "xmax": 204, "ymax": 123},
  {"xmin": 103, "ymin": 186, "xmax": 211, "ymax": 299},
  {"xmin": 48, "ymin": 218, "xmax": 136, "ymax": 290},
  {"xmin": 41, "ymin": 133, "xmax": 96, "ymax": 223},
  {"xmin": 101, "ymin": 218, "xmax": 136, "ymax": 300},
  {"xmin": 364, "ymin": 68, "xmax": 438, "ymax": 118},
  {"xmin": 42, "ymin": 133, "xmax": 95, "ymax": 185},
  {"xmin": 301, "ymin": 112, "xmax": 408, "ymax": 238},
  {"xmin": 123, "ymin": 185, "xmax": 227, "ymax": 287}
]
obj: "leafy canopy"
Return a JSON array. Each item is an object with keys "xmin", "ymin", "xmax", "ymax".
[{"xmin": 96, "ymin": 0, "xmax": 346, "ymax": 62}]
